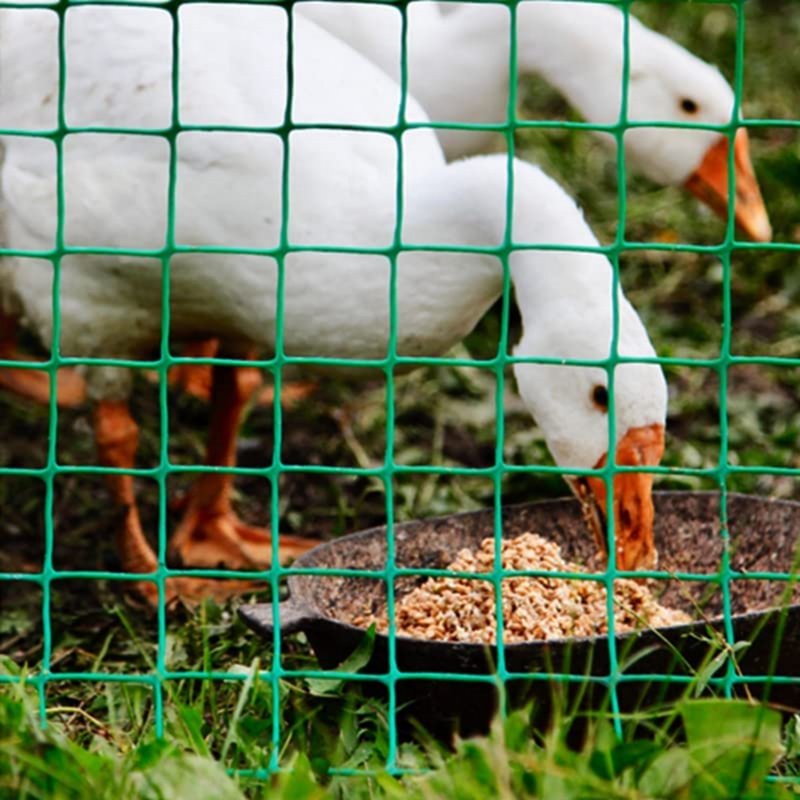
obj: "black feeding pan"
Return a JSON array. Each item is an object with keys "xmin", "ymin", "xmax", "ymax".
[{"xmin": 241, "ymin": 492, "xmax": 800, "ymax": 734}]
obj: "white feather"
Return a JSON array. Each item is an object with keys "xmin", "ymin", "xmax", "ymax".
[
  {"xmin": 0, "ymin": 4, "xmax": 666, "ymax": 469},
  {"xmin": 300, "ymin": 0, "xmax": 735, "ymax": 180}
]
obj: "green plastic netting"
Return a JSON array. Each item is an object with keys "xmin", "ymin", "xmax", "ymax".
[{"xmin": 0, "ymin": 0, "xmax": 798, "ymax": 786}]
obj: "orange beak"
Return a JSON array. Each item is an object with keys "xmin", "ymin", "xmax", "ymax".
[
  {"xmin": 684, "ymin": 129, "xmax": 772, "ymax": 243},
  {"xmin": 568, "ymin": 423, "xmax": 666, "ymax": 571}
]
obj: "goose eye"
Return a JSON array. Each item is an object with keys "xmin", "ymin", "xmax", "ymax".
[
  {"xmin": 591, "ymin": 385, "xmax": 609, "ymax": 412},
  {"xmin": 680, "ymin": 97, "xmax": 699, "ymax": 114}
]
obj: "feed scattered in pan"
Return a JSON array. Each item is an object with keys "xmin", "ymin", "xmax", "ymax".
[{"xmin": 353, "ymin": 533, "xmax": 691, "ymax": 643}]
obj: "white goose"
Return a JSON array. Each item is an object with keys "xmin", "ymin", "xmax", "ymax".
[
  {"xmin": 0, "ymin": 5, "xmax": 667, "ymax": 603},
  {"xmin": 0, "ymin": 1, "xmax": 770, "ymax": 409},
  {"xmin": 301, "ymin": 0, "xmax": 771, "ymax": 241}
]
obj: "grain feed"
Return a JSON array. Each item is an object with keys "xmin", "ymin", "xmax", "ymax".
[{"xmin": 354, "ymin": 533, "xmax": 690, "ymax": 643}]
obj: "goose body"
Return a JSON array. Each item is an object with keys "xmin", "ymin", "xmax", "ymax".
[
  {"xmin": 2, "ymin": 7, "xmax": 648, "ymax": 394},
  {"xmin": 1, "ymin": 5, "xmax": 667, "ymax": 592},
  {"xmin": 300, "ymin": 0, "xmax": 771, "ymax": 240},
  {"xmin": 2, "ymin": 7, "xmax": 464, "ymax": 375}
]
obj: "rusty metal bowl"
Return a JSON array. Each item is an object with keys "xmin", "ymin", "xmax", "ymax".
[{"xmin": 241, "ymin": 492, "xmax": 800, "ymax": 734}]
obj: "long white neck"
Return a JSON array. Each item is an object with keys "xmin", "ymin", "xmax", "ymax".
[
  {"xmin": 404, "ymin": 154, "xmax": 617, "ymax": 337},
  {"xmin": 408, "ymin": 2, "xmax": 639, "ymax": 157},
  {"xmin": 515, "ymin": 2, "xmax": 635, "ymax": 126}
]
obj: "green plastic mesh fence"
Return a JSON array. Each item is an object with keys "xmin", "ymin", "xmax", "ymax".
[{"xmin": 0, "ymin": 0, "xmax": 798, "ymax": 787}]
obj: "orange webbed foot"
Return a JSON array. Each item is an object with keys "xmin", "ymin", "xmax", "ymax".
[
  {"xmin": 166, "ymin": 338, "xmax": 317, "ymax": 408},
  {"xmin": 0, "ymin": 314, "xmax": 86, "ymax": 408},
  {"xmin": 169, "ymin": 509, "xmax": 320, "ymax": 570},
  {"xmin": 0, "ymin": 364, "xmax": 86, "ymax": 408},
  {"xmin": 256, "ymin": 380, "xmax": 317, "ymax": 408},
  {"xmin": 170, "ymin": 367, "xmax": 317, "ymax": 409}
]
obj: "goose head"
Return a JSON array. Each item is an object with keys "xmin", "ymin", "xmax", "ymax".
[
  {"xmin": 624, "ymin": 30, "xmax": 771, "ymax": 242},
  {"xmin": 512, "ymin": 296, "xmax": 668, "ymax": 571},
  {"xmin": 526, "ymin": 4, "xmax": 772, "ymax": 242}
]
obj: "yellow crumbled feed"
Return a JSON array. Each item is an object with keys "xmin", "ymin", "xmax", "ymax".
[{"xmin": 356, "ymin": 533, "xmax": 690, "ymax": 644}]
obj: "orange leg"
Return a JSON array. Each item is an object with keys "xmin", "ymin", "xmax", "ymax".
[
  {"xmin": 0, "ymin": 311, "xmax": 86, "ymax": 408},
  {"xmin": 168, "ymin": 338, "xmax": 316, "ymax": 408},
  {"xmin": 168, "ymin": 339, "xmax": 218, "ymax": 402},
  {"xmin": 94, "ymin": 400, "xmax": 258, "ymax": 606},
  {"xmin": 256, "ymin": 379, "xmax": 317, "ymax": 408},
  {"xmin": 168, "ymin": 363, "xmax": 319, "ymax": 569}
]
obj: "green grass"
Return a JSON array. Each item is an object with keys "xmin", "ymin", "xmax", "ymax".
[
  {"xmin": 1, "ymin": 654, "xmax": 796, "ymax": 799},
  {"xmin": 2, "ymin": 0, "xmax": 800, "ymax": 796}
]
